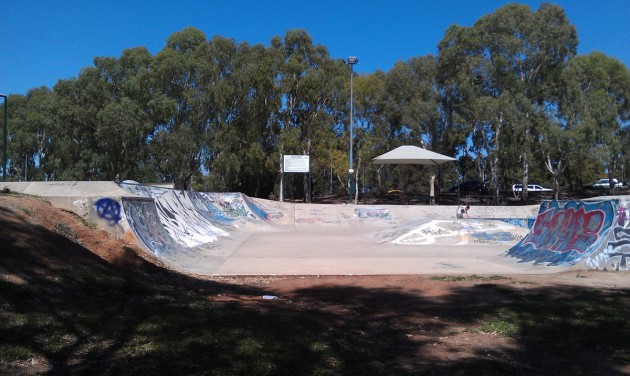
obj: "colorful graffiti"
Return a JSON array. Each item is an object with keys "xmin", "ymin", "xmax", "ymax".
[
  {"xmin": 508, "ymin": 200, "xmax": 616, "ymax": 266},
  {"xmin": 94, "ymin": 198, "xmax": 122, "ymax": 225},
  {"xmin": 122, "ymin": 198, "xmax": 181, "ymax": 256},
  {"xmin": 585, "ymin": 199, "xmax": 630, "ymax": 271},
  {"xmin": 495, "ymin": 218, "xmax": 535, "ymax": 229},
  {"xmin": 118, "ymin": 182, "xmax": 228, "ymax": 247},
  {"xmin": 389, "ymin": 219, "xmax": 528, "ymax": 246}
]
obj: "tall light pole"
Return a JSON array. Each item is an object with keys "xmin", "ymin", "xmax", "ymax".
[
  {"xmin": 346, "ymin": 56, "xmax": 358, "ymax": 203},
  {"xmin": 0, "ymin": 94, "xmax": 7, "ymax": 182}
]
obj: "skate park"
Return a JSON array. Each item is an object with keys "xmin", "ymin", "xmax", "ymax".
[{"xmin": 5, "ymin": 180, "xmax": 630, "ymax": 276}]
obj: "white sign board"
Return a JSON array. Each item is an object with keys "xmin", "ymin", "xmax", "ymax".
[{"xmin": 283, "ymin": 155, "xmax": 310, "ymax": 173}]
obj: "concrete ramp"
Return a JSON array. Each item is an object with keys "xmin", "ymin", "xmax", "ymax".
[
  {"xmin": 584, "ymin": 197, "xmax": 630, "ymax": 271},
  {"xmin": 118, "ymin": 183, "xmax": 232, "ymax": 246},
  {"xmin": 23, "ymin": 181, "xmax": 630, "ymax": 275},
  {"xmin": 375, "ymin": 219, "xmax": 530, "ymax": 246},
  {"xmin": 507, "ymin": 200, "xmax": 618, "ymax": 267},
  {"xmin": 4, "ymin": 181, "xmax": 135, "ymax": 197}
]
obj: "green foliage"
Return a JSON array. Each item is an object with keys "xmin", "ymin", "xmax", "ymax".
[
  {"xmin": 5, "ymin": 4, "xmax": 630, "ymax": 197},
  {"xmin": 18, "ymin": 207, "xmax": 32, "ymax": 216},
  {"xmin": 560, "ymin": 52, "xmax": 630, "ymax": 192},
  {"xmin": 53, "ymin": 223, "xmax": 79, "ymax": 243}
]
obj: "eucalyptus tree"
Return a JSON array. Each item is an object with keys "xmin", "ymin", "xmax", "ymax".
[
  {"xmin": 203, "ymin": 36, "xmax": 283, "ymax": 197},
  {"xmin": 49, "ymin": 66, "xmax": 113, "ymax": 180},
  {"xmin": 47, "ymin": 47, "xmax": 156, "ymax": 181},
  {"xmin": 437, "ymin": 3, "xmax": 577, "ymax": 200},
  {"xmin": 377, "ymin": 56, "xmax": 456, "ymax": 196},
  {"xmin": 378, "ymin": 61, "xmax": 418, "ymax": 192},
  {"xmin": 560, "ymin": 52, "xmax": 630, "ymax": 194},
  {"xmin": 349, "ymin": 71, "xmax": 386, "ymax": 195},
  {"xmin": 92, "ymin": 47, "xmax": 157, "ymax": 181},
  {"xmin": 275, "ymin": 30, "xmax": 347, "ymax": 201},
  {"xmin": 6, "ymin": 88, "xmax": 54, "ymax": 181},
  {"xmin": 4, "ymin": 94, "xmax": 27, "ymax": 179},
  {"xmin": 226, "ymin": 41, "xmax": 283, "ymax": 197},
  {"xmin": 198, "ymin": 35, "xmax": 245, "ymax": 191},
  {"xmin": 149, "ymin": 28, "xmax": 210, "ymax": 189}
]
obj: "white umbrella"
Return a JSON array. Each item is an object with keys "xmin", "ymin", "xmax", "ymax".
[
  {"xmin": 372, "ymin": 145, "xmax": 456, "ymax": 204},
  {"xmin": 372, "ymin": 145, "xmax": 456, "ymax": 165}
]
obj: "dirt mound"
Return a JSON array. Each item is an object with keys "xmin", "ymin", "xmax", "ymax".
[{"xmin": 0, "ymin": 194, "xmax": 165, "ymax": 279}]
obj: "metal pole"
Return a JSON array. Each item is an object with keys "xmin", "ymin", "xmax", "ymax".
[
  {"xmin": 1, "ymin": 94, "xmax": 7, "ymax": 182},
  {"xmin": 280, "ymin": 154, "xmax": 284, "ymax": 202},
  {"xmin": 349, "ymin": 63, "xmax": 354, "ymax": 203},
  {"xmin": 346, "ymin": 57, "xmax": 358, "ymax": 203}
]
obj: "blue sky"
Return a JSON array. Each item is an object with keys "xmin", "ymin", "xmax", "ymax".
[{"xmin": 2, "ymin": 0, "xmax": 629, "ymax": 95}]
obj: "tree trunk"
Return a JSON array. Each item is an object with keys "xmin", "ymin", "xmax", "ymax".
[
  {"xmin": 429, "ymin": 173, "xmax": 436, "ymax": 205},
  {"xmin": 521, "ymin": 156, "xmax": 529, "ymax": 202}
]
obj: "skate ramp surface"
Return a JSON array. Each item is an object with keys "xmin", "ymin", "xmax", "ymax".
[
  {"xmin": 507, "ymin": 199, "xmax": 630, "ymax": 270},
  {"xmin": 13, "ymin": 181, "xmax": 614, "ymax": 275},
  {"xmin": 113, "ymin": 182, "xmax": 539, "ymax": 275}
]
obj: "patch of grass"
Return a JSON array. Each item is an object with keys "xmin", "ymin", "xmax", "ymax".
[
  {"xmin": 0, "ymin": 345, "xmax": 33, "ymax": 361},
  {"xmin": 462, "ymin": 327, "xmax": 479, "ymax": 334},
  {"xmin": 54, "ymin": 222, "xmax": 79, "ymax": 242},
  {"xmin": 474, "ymin": 275, "xmax": 508, "ymax": 281},
  {"xmin": 18, "ymin": 207, "xmax": 32, "ymax": 216},
  {"xmin": 480, "ymin": 319, "xmax": 519, "ymax": 337},
  {"xmin": 431, "ymin": 275, "xmax": 508, "ymax": 282},
  {"xmin": 80, "ymin": 217, "xmax": 97, "ymax": 230},
  {"xmin": 431, "ymin": 276, "xmax": 467, "ymax": 282},
  {"xmin": 511, "ymin": 280, "xmax": 536, "ymax": 285},
  {"xmin": 612, "ymin": 349, "xmax": 630, "ymax": 363}
]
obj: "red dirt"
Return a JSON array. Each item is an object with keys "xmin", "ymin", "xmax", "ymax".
[{"xmin": 1, "ymin": 193, "xmax": 629, "ymax": 375}]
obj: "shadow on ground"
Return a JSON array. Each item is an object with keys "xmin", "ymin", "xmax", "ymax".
[{"xmin": 1, "ymin": 196, "xmax": 629, "ymax": 375}]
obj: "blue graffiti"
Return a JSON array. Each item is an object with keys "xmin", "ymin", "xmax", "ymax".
[
  {"xmin": 94, "ymin": 198, "xmax": 122, "ymax": 225},
  {"xmin": 494, "ymin": 218, "xmax": 534, "ymax": 229},
  {"xmin": 507, "ymin": 200, "xmax": 616, "ymax": 266},
  {"xmin": 473, "ymin": 232, "xmax": 516, "ymax": 242}
]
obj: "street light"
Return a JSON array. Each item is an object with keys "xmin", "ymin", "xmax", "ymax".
[
  {"xmin": 0, "ymin": 94, "xmax": 7, "ymax": 182},
  {"xmin": 346, "ymin": 56, "xmax": 358, "ymax": 203}
]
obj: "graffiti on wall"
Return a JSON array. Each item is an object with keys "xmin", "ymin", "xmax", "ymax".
[
  {"xmin": 586, "ymin": 199, "xmax": 630, "ymax": 271},
  {"xmin": 390, "ymin": 219, "xmax": 527, "ymax": 246},
  {"xmin": 495, "ymin": 218, "xmax": 535, "ymax": 229},
  {"xmin": 122, "ymin": 198, "xmax": 179, "ymax": 255},
  {"xmin": 118, "ymin": 182, "xmax": 228, "ymax": 247},
  {"xmin": 94, "ymin": 198, "xmax": 122, "ymax": 225},
  {"xmin": 507, "ymin": 200, "xmax": 616, "ymax": 266},
  {"xmin": 355, "ymin": 208, "xmax": 391, "ymax": 220}
]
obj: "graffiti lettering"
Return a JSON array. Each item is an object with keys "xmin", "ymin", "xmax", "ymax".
[
  {"xmin": 589, "ymin": 227, "xmax": 630, "ymax": 271},
  {"xmin": 524, "ymin": 206, "xmax": 605, "ymax": 254},
  {"xmin": 508, "ymin": 200, "xmax": 616, "ymax": 267}
]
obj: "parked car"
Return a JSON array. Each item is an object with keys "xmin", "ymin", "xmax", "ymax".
[
  {"xmin": 592, "ymin": 178, "xmax": 622, "ymax": 189},
  {"xmin": 448, "ymin": 180, "xmax": 489, "ymax": 194},
  {"xmin": 512, "ymin": 184, "xmax": 553, "ymax": 192}
]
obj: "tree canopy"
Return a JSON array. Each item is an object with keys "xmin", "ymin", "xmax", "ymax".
[{"xmin": 3, "ymin": 4, "xmax": 629, "ymax": 200}]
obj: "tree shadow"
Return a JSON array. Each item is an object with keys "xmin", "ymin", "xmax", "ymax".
[
  {"xmin": 1, "ymin": 204, "xmax": 630, "ymax": 375},
  {"xmin": 287, "ymin": 281, "xmax": 630, "ymax": 375}
]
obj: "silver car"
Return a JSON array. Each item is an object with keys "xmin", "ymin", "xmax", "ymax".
[
  {"xmin": 592, "ymin": 179, "xmax": 622, "ymax": 189},
  {"xmin": 512, "ymin": 184, "xmax": 553, "ymax": 192}
]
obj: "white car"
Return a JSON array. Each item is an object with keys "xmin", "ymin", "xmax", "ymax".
[
  {"xmin": 592, "ymin": 178, "xmax": 622, "ymax": 189},
  {"xmin": 512, "ymin": 184, "xmax": 553, "ymax": 192}
]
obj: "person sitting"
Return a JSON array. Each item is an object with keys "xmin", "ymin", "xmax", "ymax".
[{"xmin": 456, "ymin": 204, "xmax": 470, "ymax": 219}]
